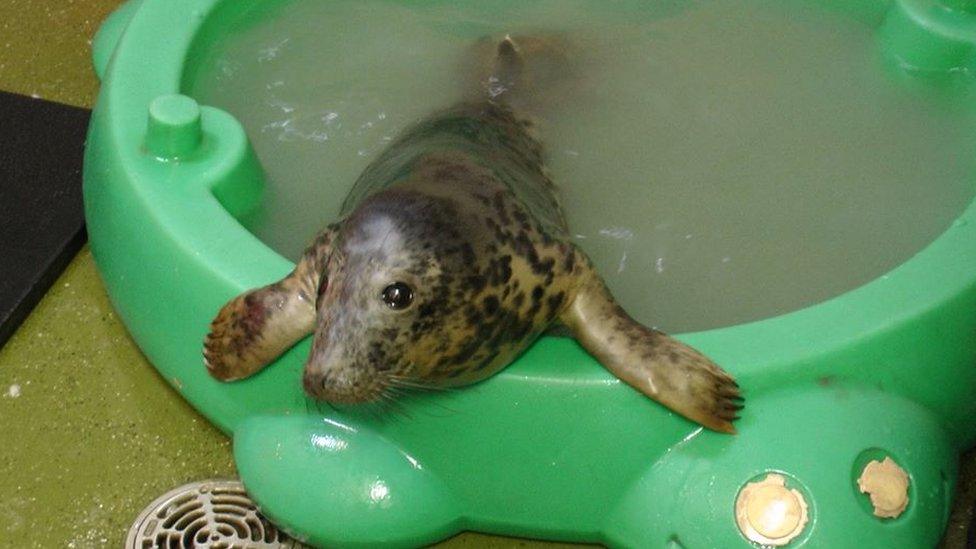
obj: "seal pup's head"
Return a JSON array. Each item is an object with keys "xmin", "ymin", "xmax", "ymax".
[{"xmin": 301, "ymin": 187, "xmax": 533, "ymax": 405}]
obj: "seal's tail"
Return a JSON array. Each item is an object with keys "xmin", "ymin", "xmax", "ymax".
[
  {"xmin": 487, "ymin": 36, "xmax": 525, "ymax": 101},
  {"xmin": 467, "ymin": 33, "xmax": 573, "ymax": 113}
]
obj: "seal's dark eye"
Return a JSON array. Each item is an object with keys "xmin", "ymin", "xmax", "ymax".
[{"xmin": 381, "ymin": 282, "xmax": 414, "ymax": 310}]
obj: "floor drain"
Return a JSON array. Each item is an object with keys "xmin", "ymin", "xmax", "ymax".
[{"xmin": 125, "ymin": 479, "xmax": 307, "ymax": 548}]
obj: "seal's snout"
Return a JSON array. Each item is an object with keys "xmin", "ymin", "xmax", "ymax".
[
  {"xmin": 302, "ymin": 369, "xmax": 356, "ymax": 403},
  {"xmin": 302, "ymin": 368, "xmax": 349, "ymax": 402},
  {"xmin": 301, "ymin": 360, "xmax": 384, "ymax": 404}
]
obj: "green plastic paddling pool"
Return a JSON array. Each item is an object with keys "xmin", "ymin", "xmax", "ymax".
[{"xmin": 84, "ymin": 0, "xmax": 976, "ymax": 546}]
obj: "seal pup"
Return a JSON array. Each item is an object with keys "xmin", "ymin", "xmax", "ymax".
[{"xmin": 204, "ymin": 36, "xmax": 742, "ymax": 433}]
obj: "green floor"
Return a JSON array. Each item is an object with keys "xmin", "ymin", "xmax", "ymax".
[
  {"xmin": 0, "ymin": 252, "xmax": 235, "ymax": 547},
  {"xmin": 0, "ymin": 1, "xmax": 972, "ymax": 547}
]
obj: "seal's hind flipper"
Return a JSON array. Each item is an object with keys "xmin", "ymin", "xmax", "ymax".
[
  {"xmin": 204, "ymin": 226, "xmax": 337, "ymax": 381},
  {"xmin": 491, "ymin": 35, "xmax": 525, "ymax": 97},
  {"xmin": 562, "ymin": 265, "xmax": 742, "ymax": 433},
  {"xmin": 466, "ymin": 33, "xmax": 573, "ymax": 112}
]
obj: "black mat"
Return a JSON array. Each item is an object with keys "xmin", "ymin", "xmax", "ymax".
[{"xmin": 0, "ymin": 91, "xmax": 89, "ymax": 349}]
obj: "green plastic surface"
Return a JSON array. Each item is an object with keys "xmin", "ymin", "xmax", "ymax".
[{"xmin": 83, "ymin": 0, "xmax": 976, "ymax": 546}]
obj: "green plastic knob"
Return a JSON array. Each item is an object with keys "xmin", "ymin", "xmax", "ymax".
[{"xmin": 145, "ymin": 94, "xmax": 203, "ymax": 159}]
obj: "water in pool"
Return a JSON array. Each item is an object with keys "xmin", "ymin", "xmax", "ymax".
[{"xmin": 187, "ymin": 0, "xmax": 976, "ymax": 333}]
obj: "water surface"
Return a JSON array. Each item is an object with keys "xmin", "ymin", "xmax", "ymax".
[{"xmin": 188, "ymin": 0, "xmax": 976, "ymax": 332}]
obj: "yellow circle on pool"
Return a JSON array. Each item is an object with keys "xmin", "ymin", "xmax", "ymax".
[
  {"xmin": 857, "ymin": 457, "xmax": 911, "ymax": 518},
  {"xmin": 736, "ymin": 473, "xmax": 810, "ymax": 546}
]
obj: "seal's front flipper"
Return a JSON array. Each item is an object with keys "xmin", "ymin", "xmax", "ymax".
[
  {"xmin": 203, "ymin": 279, "xmax": 314, "ymax": 381},
  {"xmin": 204, "ymin": 227, "xmax": 337, "ymax": 381},
  {"xmin": 562, "ymin": 268, "xmax": 742, "ymax": 433}
]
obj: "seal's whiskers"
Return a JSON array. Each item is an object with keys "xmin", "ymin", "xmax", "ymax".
[
  {"xmin": 378, "ymin": 387, "xmax": 414, "ymax": 420},
  {"xmin": 389, "ymin": 376, "xmax": 458, "ymax": 394}
]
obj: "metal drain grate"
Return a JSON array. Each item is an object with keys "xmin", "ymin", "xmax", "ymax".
[{"xmin": 126, "ymin": 479, "xmax": 306, "ymax": 549}]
